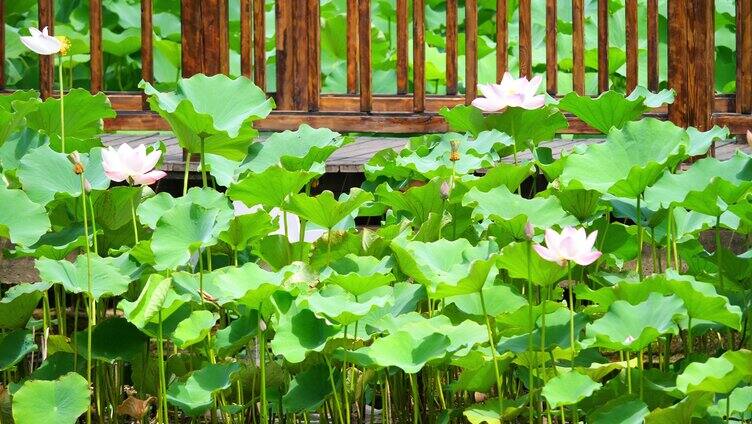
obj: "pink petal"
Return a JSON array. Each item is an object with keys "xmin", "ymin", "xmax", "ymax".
[
  {"xmin": 141, "ymin": 149, "xmax": 162, "ymax": 174},
  {"xmin": 471, "ymin": 97, "xmax": 504, "ymax": 113},
  {"xmin": 544, "ymin": 228, "xmax": 561, "ymax": 250},
  {"xmin": 477, "ymin": 84, "xmax": 499, "ymax": 100},
  {"xmin": 573, "ymin": 250, "xmax": 602, "ymax": 266},
  {"xmin": 131, "ymin": 170, "xmax": 166, "ymax": 186},
  {"xmin": 558, "ymin": 236, "xmax": 579, "ymax": 261},
  {"xmin": 526, "ymin": 75, "xmax": 543, "ymax": 96},
  {"xmin": 585, "ymin": 230, "xmax": 598, "ymax": 249},
  {"xmin": 560, "ymin": 226, "xmax": 578, "ymax": 239},
  {"xmin": 104, "ymin": 169, "xmax": 128, "ymax": 183},
  {"xmin": 521, "ymin": 95, "xmax": 546, "ymax": 109},
  {"xmin": 533, "ymin": 244, "xmax": 560, "ymax": 264}
]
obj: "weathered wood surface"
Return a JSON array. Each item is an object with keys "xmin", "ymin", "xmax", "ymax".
[{"xmin": 102, "ymin": 134, "xmax": 752, "ymax": 175}]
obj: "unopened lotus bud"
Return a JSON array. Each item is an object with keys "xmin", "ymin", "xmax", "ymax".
[
  {"xmin": 746, "ymin": 130, "xmax": 752, "ymax": 147},
  {"xmin": 259, "ymin": 319, "xmax": 267, "ymax": 332},
  {"xmin": 449, "ymin": 140, "xmax": 460, "ymax": 162},
  {"xmin": 69, "ymin": 151, "xmax": 85, "ymax": 174},
  {"xmin": 524, "ymin": 222, "xmax": 534, "ymax": 240},
  {"xmin": 440, "ymin": 180, "xmax": 451, "ymax": 199},
  {"xmin": 83, "ymin": 178, "xmax": 92, "ymax": 193}
]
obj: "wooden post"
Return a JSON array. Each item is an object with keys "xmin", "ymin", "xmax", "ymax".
[
  {"xmin": 667, "ymin": 0, "xmax": 715, "ymax": 131},
  {"xmin": 38, "ymin": 0, "xmax": 54, "ymax": 99},
  {"xmin": 737, "ymin": 0, "xmax": 752, "ymax": 114},
  {"xmin": 180, "ymin": 0, "xmax": 229, "ymax": 77}
]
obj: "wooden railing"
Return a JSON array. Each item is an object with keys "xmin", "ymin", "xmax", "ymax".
[{"xmin": 1, "ymin": 0, "xmax": 751, "ymax": 134}]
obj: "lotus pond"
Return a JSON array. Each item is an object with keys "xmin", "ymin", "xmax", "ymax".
[{"xmin": 0, "ymin": 72, "xmax": 751, "ymax": 424}]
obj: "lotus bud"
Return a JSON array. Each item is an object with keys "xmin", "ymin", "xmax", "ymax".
[
  {"xmin": 83, "ymin": 178, "xmax": 92, "ymax": 193},
  {"xmin": 68, "ymin": 151, "xmax": 85, "ymax": 174},
  {"xmin": 449, "ymin": 140, "xmax": 460, "ymax": 162},
  {"xmin": 624, "ymin": 335, "xmax": 636, "ymax": 345},
  {"xmin": 440, "ymin": 180, "xmax": 451, "ymax": 199},
  {"xmin": 524, "ymin": 222, "xmax": 534, "ymax": 240},
  {"xmin": 259, "ymin": 319, "xmax": 267, "ymax": 332},
  {"xmin": 746, "ymin": 130, "xmax": 752, "ymax": 147},
  {"xmin": 55, "ymin": 35, "xmax": 71, "ymax": 56}
]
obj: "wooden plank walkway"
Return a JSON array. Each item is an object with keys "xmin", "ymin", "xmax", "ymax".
[{"xmin": 101, "ymin": 133, "xmax": 752, "ymax": 175}]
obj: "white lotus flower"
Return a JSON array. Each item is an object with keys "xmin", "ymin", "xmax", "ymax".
[
  {"xmin": 20, "ymin": 27, "xmax": 62, "ymax": 56},
  {"xmin": 472, "ymin": 72, "xmax": 546, "ymax": 112},
  {"xmin": 101, "ymin": 144, "xmax": 166, "ymax": 186}
]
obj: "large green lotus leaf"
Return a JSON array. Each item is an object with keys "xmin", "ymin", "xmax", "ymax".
[
  {"xmin": 445, "ymin": 284, "xmax": 527, "ymax": 318},
  {"xmin": 11, "ymin": 372, "xmax": 90, "ymax": 424},
  {"xmin": 643, "ymin": 392, "xmax": 714, "ymax": 424},
  {"xmin": 0, "ymin": 283, "xmax": 47, "ymax": 329},
  {"xmin": 166, "ymin": 362, "xmax": 241, "ymax": 417},
  {"xmin": 320, "ymin": 254, "xmax": 395, "ymax": 296},
  {"xmin": 270, "ymin": 305, "xmax": 341, "ymax": 364},
  {"xmin": 137, "ymin": 187, "xmax": 227, "ymax": 230},
  {"xmin": 449, "ymin": 162, "xmax": 536, "ymax": 204},
  {"xmin": 0, "ymin": 329, "xmax": 37, "ymax": 370},
  {"xmin": 560, "ymin": 118, "xmax": 689, "ymax": 198},
  {"xmin": 73, "ymin": 317, "xmax": 148, "ymax": 363},
  {"xmin": 102, "ymin": 27, "xmax": 140, "ymax": 56},
  {"xmin": 390, "ymin": 237, "xmax": 499, "ymax": 298},
  {"xmin": 283, "ymin": 363, "xmax": 338, "ymax": 413},
  {"xmin": 25, "ymin": 89, "xmax": 116, "ymax": 149},
  {"xmin": 346, "ymin": 331, "xmax": 450, "ymax": 373},
  {"xmin": 439, "ymin": 104, "xmax": 487, "ymax": 136},
  {"xmin": 172, "ymin": 261, "xmax": 290, "ymax": 307},
  {"xmin": 584, "ymin": 293, "xmax": 686, "ymax": 351},
  {"xmin": 463, "ymin": 398, "xmax": 529, "ymax": 423},
  {"xmin": 141, "ymin": 75, "xmax": 274, "ymax": 160},
  {"xmin": 172, "ymin": 310, "xmax": 218, "ymax": 349},
  {"xmin": 676, "ymin": 350, "xmax": 752, "ymax": 394},
  {"xmin": 0, "ymin": 90, "xmax": 40, "ymax": 146},
  {"xmin": 558, "ymin": 90, "xmax": 647, "ymax": 133},
  {"xmin": 9, "ymin": 224, "xmax": 90, "ymax": 260},
  {"xmin": 0, "ymin": 185, "xmax": 49, "ymax": 246},
  {"xmin": 554, "ymin": 188, "xmax": 604, "ymax": 222},
  {"xmin": 304, "ymin": 285, "xmax": 393, "ymax": 325},
  {"xmin": 687, "ymin": 126, "xmax": 729, "ymax": 157},
  {"xmin": 395, "ymin": 133, "xmax": 496, "ymax": 179},
  {"xmin": 708, "ymin": 386, "xmax": 752, "ymax": 418},
  {"xmin": 219, "ymin": 208, "xmax": 276, "ymax": 251},
  {"xmin": 90, "ymin": 186, "xmax": 142, "ymax": 232},
  {"xmin": 363, "ymin": 148, "xmax": 415, "ymax": 183},
  {"xmin": 577, "ymin": 271, "xmax": 742, "ymax": 330},
  {"xmin": 228, "ymin": 165, "xmax": 321, "ymax": 209},
  {"xmin": 626, "ymin": 86, "xmax": 675, "ymax": 108},
  {"xmin": 7, "ymin": 352, "xmax": 86, "ymax": 395},
  {"xmin": 287, "ymin": 188, "xmax": 373, "ymax": 229},
  {"xmin": 151, "ymin": 202, "xmax": 233, "ymax": 270},
  {"xmin": 239, "ymin": 124, "xmax": 349, "ymax": 174},
  {"xmin": 463, "ymin": 185, "xmax": 578, "ymax": 230},
  {"xmin": 590, "ymin": 395, "xmax": 650, "ymax": 424},
  {"xmin": 212, "ymin": 308, "xmax": 259, "ymax": 358},
  {"xmin": 119, "ymin": 275, "xmax": 172, "ymax": 329},
  {"xmin": 471, "ymin": 129, "xmax": 515, "ymax": 157},
  {"xmin": 485, "ymin": 105, "xmax": 569, "ymax": 149},
  {"xmin": 542, "ymin": 371, "xmax": 602, "ymax": 408},
  {"xmin": 0, "ymin": 128, "xmax": 47, "ymax": 173},
  {"xmin": 371, "ymin": 313, "xmax": 486, "ymax": 355},
  {"xmin": 497, "ymin": 307, "xmax": 588, "ymax": 352},
  {"xmin": 18, "ymin": 145, "xmax": 109, "ymax": 205},
  {"xmin": 643, "ymin": 152, "xmax": 752, "ymax": 215},
  {"xmin": 375, "ymin": 179, "xmax": 445, "ymax": 224},
  {"xmin": 36, "ymin": 255, "xmax": 131, "ymax": 301},
  {"xmin": 496, "ymin": 241, "xmax": 567, "ymax": 286}
]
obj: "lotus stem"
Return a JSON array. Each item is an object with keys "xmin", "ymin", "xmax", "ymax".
[
  {"xmin": 408, "ymin": 373, "xmax": 422, "ymax": 424},
  {"xmin": 157, "ymin": 311, "xmax": 169, "ymax": 424},
  {"xmin": 182, "ymin": 153, "xmax": 190, "ymax": 196},
  {"xmin": 639, "ymin": 349, "xmax": 644, "ymax": 401},
  {"xmin": 58, "ymin": 55, "xmax": 66, "ymax": 153},
  {"xmin": 324, "ymin": 356, "xmax": 344, "ymax": 424},
  {"xmin": 479, "ymin": 290, "xmax": 504, "ymax": 417},
  {"xmin": 526, "ymin": 241, "xmax": 536, "ymax": 423},
  {"xmin": 130, "ymin": 195, "xmax": 139, "ymax": 244},
  {"xmin": 625, "ymin": 350, "xmax": 632, "ymax": 395},
  {"xmin": 200, "ymin": 137, "xmax": 208, "ymax": 188},
  {"xmin": 81, "ymin": 173, "xmax": 94, "ymax": 424},
  {"xmin": 259, "ymin": 330, "xmax": 270, "ymax": 424},
  {"xmin": 636, "ymin": 195, "xmax": 643, "ymax": 280},
  {"xmin": 41, "ymin": 292, "xmax": 50, "ymax": 359},
  {"xmin": 567, "ymin": 263, "xmax": 576, "ymax": 370},
  {"xmin": 342, "ymin": 326, "xmax": 351, "ymax": 424},
  {"xmin": 715, "ymin": 215, "xmax": 724, "ymax": 290}
]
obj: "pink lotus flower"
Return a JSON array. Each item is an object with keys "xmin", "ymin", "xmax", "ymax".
[
  {"xmin": 533, "ymin": 226, "xmax": 602, "ymax": 267},
  {"xmin": 471, "ymin": 72, "xmax": 546, "ymax": 112},
  {"xmin": 102, "ymin": 144, "xmax": 167, "ymax": 186}
]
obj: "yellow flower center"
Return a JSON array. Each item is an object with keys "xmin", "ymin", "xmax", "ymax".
[{"xmin": 55, "ymin": 36, "xmax": 71, "ymax": 56}]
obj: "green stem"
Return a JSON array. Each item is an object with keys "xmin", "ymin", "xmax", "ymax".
[
  {"xmin": 639, "ymin": 349, "xmax": 644, "ymax": 401},
  {"xmin": 526, "ymin": 241, "xmax": 535, "ymax": 424},
  {"xmin": 259, "ymin": 330, "xmax": 269, "ymax": 424},
  {"xmin": 81, "ymin": 174, "xmax": 94, "ymax": 424},
  {"xmin": 325, "ymin": 356, "xmax": 344, "ymax": 424},
  {"xmin": 567, "ymin": 263, "xmax": 576, "ymax": 370},
  {"xmin": 479, "ymin": 290, "xmax": 504, "ymax": 417},
  {"xmin": 42, "ymin": 292, "xmax": 50, "ymax": 356},
  {"xmin": 130, "ymin": 195, "xmax": 139, "ymax": 244},
  {"xmin": 200, "ymin": 138, "xmax": 208, "ymax": 188},
  {"xmin": 58, "ymin": 55, "xmax": 66, "ymax": 153},
  {"xmin": 715, "ymin": 215, "xmax": 724, "ymax": 290},
  {"xmin": 157, "ymin": 311, "xmax": 169, "ymax": 424},
  {"xmin": 87, "ymin": 195, "xmax": 98, "ymax": 255},
  {"xmin": 408, "ymin": 373, "xmax": 422, "ymax": 424},
  {"xmin": 182, "ymin": 153, "xmax": 190, "ymax": 196},
  {"xmin": 626, "ymin": 350, "xmax": 632, "ymax": 395},
  {"xmin": 636, "ymin": 195, "xmax": 643, "ymax": 280}
]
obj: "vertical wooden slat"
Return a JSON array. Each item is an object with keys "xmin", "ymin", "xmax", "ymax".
[
  {"xmin": 308, "ymin": 0, "xmax": 320, "ymax": 111},
  {"xmin": 413, "ymin": 0, "xmax": 425, "ymax": 112},
  {"xmin": 346, "ymin": 0, "xmax": 358, "ymax": 94},
  {"xmin": 446, "ymin": 0, "xmax": 458, "ymax": 95},
  {"xmin": 396, "ymin": 0, "xmax": 408, "ymax": 94},
  {"xmin": 0, "ymin": 0, "xmax": 5, "ymax": 89},
  {"xmin": 38, "ymin": 0, "xmax": 54, "ymax": 99},
  {"xmin": 141, "ymin": 0, "xmax": 153, "ymax": 109},
  {"xmin": 572, "ymin": 0, "xmax": 584, "ymax": 94},
  {"xmin": 597, "ymin": 0, "xmax": 609, "ymax": 92},
  {"xmin": 495, "ymin": 0, "xmax": 507, "ymax": 81},
  {"xmin": 625, "ymin": 0, "xmax": 638, "ymax": 92},
  {"xmin": 647, "ymin": 0, "xmax": 659, "ymax": 91},
  {"xmin": 465, "ymin": 0, "xmax": 477, "ymax": 103},
  {"xmin": 668, "ymin": 0, "xmax": 715, "ymax": 132},
  {"xmin": 291, "ymin": 0, "xmax": 309, "ymax": 109},
  {"xmin": 545, "ymin": 0, "xmax": 557, "ymax": 94},
  {"xmin": 241, "ymin": 0, "xmax": 252, "ymax": 78},
  {"xmin": 518, "ymin": 0, "xmax": 531, "ymax": 77},
  {"xmin": 252, "ymin": 0, "xmax": 266, "ymax": 89},
  {"xmin": 275, "ymin": 0, "xmax": 294, "ymax": 109},
  {"xmin": 737, "ymin": 0, "xmax": 752, "ymax": 114},
  {"xmin": 358, "ymin": 0, "xmax": 371, "ymax": 112},
  {"xmin": 90, "ymin": 0, "xmax": 103, "ymax": 92},
  {"xmin": 181, "ymin": 0, "xmax": 203, "ymax": 76}
]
